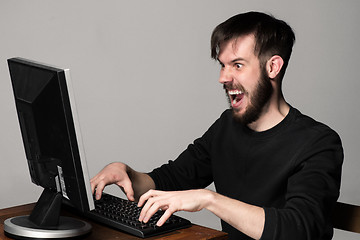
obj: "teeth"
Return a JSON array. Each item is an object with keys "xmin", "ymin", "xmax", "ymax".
[{"xmin": 228, "ymin": 90, "xmax": 243, "ymax": 95}]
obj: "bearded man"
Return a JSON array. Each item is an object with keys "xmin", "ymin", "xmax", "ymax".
[{"xmin": 91, "ymin": 12, "xmax": 343, "ymax": 240}]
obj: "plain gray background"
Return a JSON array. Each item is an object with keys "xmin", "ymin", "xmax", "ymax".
[{"xmin": 1, "ymin": 0, "xmax": 359, "ymax": 239}]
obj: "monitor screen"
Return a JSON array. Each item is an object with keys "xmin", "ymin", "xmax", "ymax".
[{"xmin": 8, "ymin": 57, "xmax": 94, "ymax": 212}]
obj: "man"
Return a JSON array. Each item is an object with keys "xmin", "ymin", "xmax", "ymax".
[{"xmin": 91, "ymin": 12, "xmax": 343, "ymax": 240}]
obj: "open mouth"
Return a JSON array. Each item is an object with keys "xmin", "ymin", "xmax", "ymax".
[{"xmin": 228, "ymin": 89, "xmax": 244, "ymax": 106}]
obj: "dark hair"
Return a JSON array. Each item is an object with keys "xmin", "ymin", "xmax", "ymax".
[{"xmin": 211, "ymin": 11, "xmax": 295, "ymax": 81}]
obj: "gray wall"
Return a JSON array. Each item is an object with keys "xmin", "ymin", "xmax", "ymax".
[{"xmin": 1, "ymin": 1, "xmax": 359, "ymax": 239}]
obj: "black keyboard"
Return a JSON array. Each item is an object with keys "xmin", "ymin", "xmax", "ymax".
[{"xmin": 86, "ymin": 193, "xmax": 191, "ymax": 238}]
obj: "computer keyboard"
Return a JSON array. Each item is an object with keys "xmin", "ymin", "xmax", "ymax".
[{"xmin": 87, "ymin": 193, "xmax": 191, "ymax": 238}]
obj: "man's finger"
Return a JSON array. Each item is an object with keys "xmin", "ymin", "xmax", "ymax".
[
  {"xmin": 95, "ymin": 181, "xmax": 106, "ymax": 200},
  {"xmin": 156, "ymin": 209, "xmax": 174, "ymax": 226},
  {"xmin": 120, "ymin": 180, "xmax": 135, "ymax": 201}
]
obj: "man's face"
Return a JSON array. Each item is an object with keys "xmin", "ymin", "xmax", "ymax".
[{"xmin": 217, "ymin": 35, "xmax": 273, "ymax": 125}]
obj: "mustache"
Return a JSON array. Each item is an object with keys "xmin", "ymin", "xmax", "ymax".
[{"xmin": 223, "ymin": 83, "xmax": 246, "ymax": 93}]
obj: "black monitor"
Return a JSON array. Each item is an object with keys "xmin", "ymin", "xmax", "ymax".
[{"xmin": 4, "ymin": 57, "xmax": 94, "ymax": 239}]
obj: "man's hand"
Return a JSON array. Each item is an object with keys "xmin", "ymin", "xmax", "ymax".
[
  {"xmin": 137, "ymin": 189, "xmax": 211, "ymax": 226},
  {"xmin": 90, "ymin": 162, "xmax": 135, "ymax": 201},
  {"xmin": 137, "ymin": 188, "xmax": 264, "ymax": 240}
]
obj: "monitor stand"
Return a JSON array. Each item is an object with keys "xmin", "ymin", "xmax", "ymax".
[{"xmin": 3, "ymin": 189, "xmax": 92, "ymax": 239}]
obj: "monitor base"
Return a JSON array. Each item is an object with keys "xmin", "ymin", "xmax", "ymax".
[{"xmin": 4, "ymin": 215, "xmax": 92, "ymax": 239}]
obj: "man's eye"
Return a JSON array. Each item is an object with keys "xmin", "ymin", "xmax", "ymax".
[{"xmin": 235, "ymin": 63, "xmax": 243, "ymax": 69}]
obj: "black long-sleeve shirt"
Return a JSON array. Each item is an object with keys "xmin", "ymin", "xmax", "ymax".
[{"xmin": 148, "ymin": 107, "xmax": 343, "ymax": 240}]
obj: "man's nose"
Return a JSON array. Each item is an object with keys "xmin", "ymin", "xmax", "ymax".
[{"xmin": 219, "ymin": 67, "xmax": 233, "ymax": 84}]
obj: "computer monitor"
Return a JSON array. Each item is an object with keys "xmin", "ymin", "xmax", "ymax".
[{"xmin": 4, "ymin": 57, "xmax": 94, "ymax": 239}]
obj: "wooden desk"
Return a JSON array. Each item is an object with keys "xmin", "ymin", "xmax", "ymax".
[{"xmin": 0, "ymin": 203, "xmax": 228, "ymax": 240}]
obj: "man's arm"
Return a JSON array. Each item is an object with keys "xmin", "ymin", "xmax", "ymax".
[
  {"xmin": 205, "ymin": 190, "xmax": 265, "ymax": 240},
  {"xmin": 137, "ymin": 189, "xmax": 265, "ymax": 240},
  {"xmin": 90, "ymin": 162, "xmax": 155, "ymax": 201}
]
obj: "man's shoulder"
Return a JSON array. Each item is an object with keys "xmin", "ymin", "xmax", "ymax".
[{"xmin": 290, "ymin": 107, "xmax": 341, "ymax": 140}]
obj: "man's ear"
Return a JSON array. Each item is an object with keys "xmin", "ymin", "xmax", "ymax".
[{"xmin": 266, "ymin": 55, "xmax": 284, "ymax": 79}]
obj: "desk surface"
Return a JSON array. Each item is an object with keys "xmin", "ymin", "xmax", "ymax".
[{"xmin": 0, "ymin": 203, "xmax": 228, "ymax": 240}]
